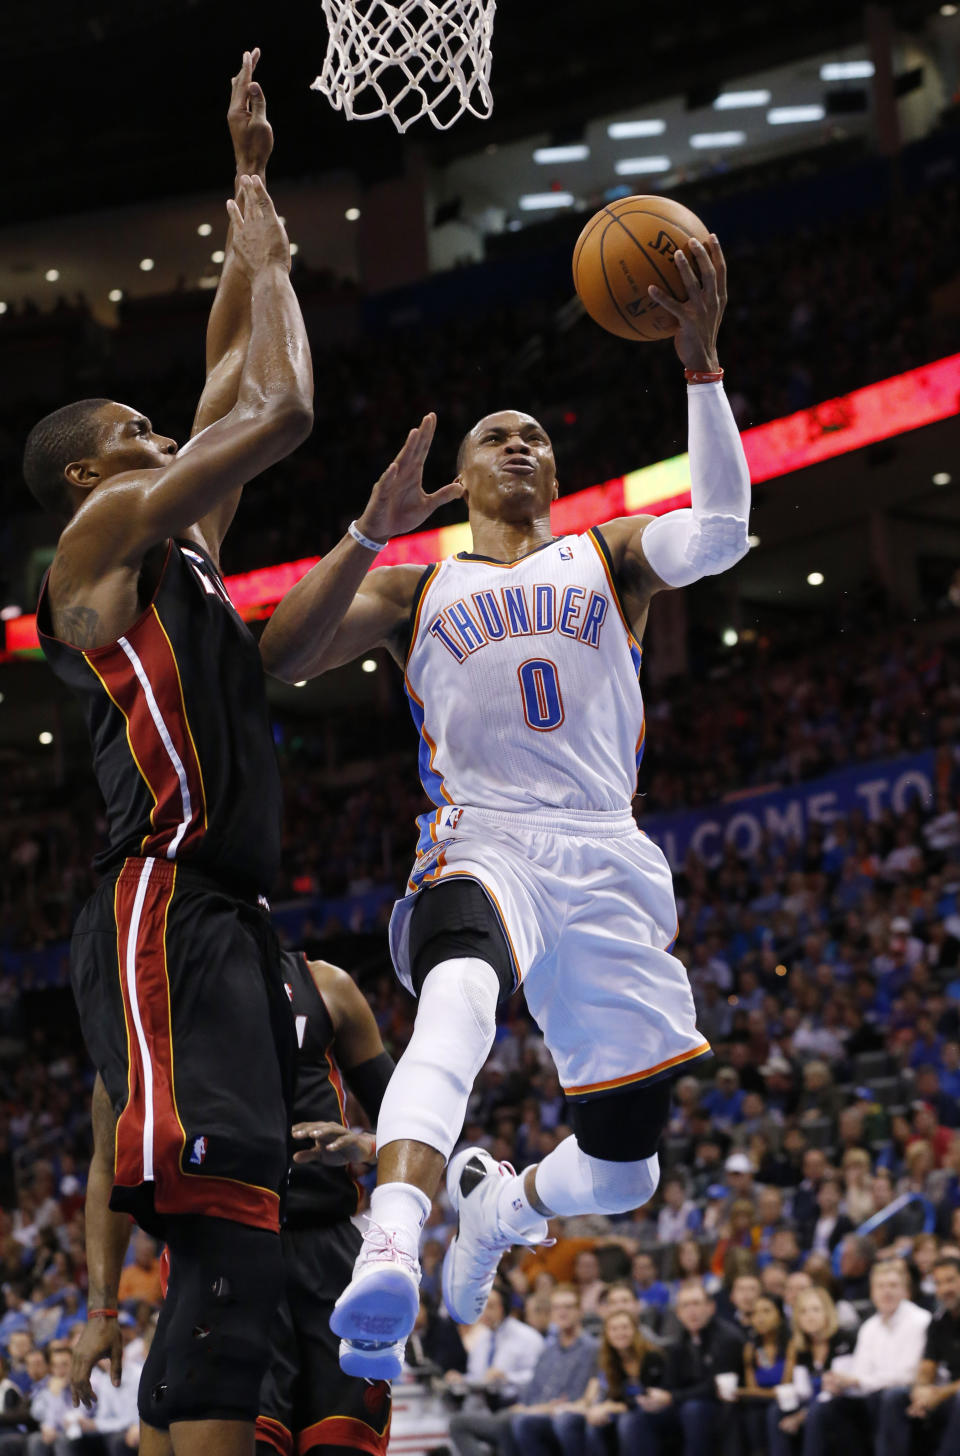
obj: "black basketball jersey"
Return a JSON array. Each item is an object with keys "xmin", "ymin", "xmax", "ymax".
[
  {"xmin": 37, "ymin": 539, "xmax": 282, "ymax": 896},
  {"xmin": 282, "ymin": 951, "xmax": 362, "ymax": 1228}
]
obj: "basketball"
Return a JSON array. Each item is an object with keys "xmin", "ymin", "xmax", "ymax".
[{"xmin": 572, "ymin": 195, "xmax": 713, "ymax": 342}]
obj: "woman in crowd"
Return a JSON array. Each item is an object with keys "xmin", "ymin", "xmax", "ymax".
[
  {"xmin": 840, "ymin": 1147, "xmax": 875, "ymax": 1224},
  {"xmin": 766, "ymin": 1286, "xmax": 853, "ymax": 1455},
  {"xmin": 670, "ymin": 1237, "xmax": 721, "ymax": 1298},
  {"xmin": 560, "ymin": 1310, "xmax": 666, "ymax": 1456},
  {"xmin": 739, "ymin": 1294, "xmax": 789, "ymax": 1453}
]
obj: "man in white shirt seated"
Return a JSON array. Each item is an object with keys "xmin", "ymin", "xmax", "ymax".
[
  {"xmin": 449, "ymin": 1284, "xmax": 544, "ymax": 1456},
  {"xmin": 802, "ymin": 1259, "xmax": 931, "ymax": 1456},
  {"xmin": 89, "ymin": 1350, "xmax": 143, "ymax": 1456}
]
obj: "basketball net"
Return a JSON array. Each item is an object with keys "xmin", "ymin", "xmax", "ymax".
[{"xmin": 312, "ymin": 0, "xmax": 497, "ymax": 133}]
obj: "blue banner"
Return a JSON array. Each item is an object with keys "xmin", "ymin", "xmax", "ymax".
[{"xmin": 639, "ymin": 751, "xmax": 936, "ymax": 870}]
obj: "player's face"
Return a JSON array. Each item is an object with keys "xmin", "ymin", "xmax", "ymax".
[
  {"xmin": 458, "ymin": 411, "xmax": 558, "ymax": 521},
  {"xmin": 92, "ymin": 402, "xmax": 178, "ymax": 477}
]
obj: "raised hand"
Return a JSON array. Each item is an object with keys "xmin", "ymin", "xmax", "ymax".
[
  {"xmin": 647, "ymin": 234, "xmax": 726, "ymax": 374},
  {"xmin": 229, "ymin": 48, "xmax": 273, "ymax": 177},
  {"xmin": 355, "ymin": 414, "xmax": 465, "ymax": 544},
  {"xmin": 226, "ymin": 175, "xmax": 290, "ymax": 276}
]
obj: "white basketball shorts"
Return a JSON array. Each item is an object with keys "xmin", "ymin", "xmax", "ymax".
[{"xmin": 389, "ymin": 803, "xmax": 711, "ymax": 1098}]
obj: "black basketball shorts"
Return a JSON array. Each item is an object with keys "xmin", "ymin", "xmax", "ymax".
[
  {"xmin": 71, "ymin": 855, "xmax": 297, "ymax": 1234},
  {"xmin": 257, "ymin": 1222, "xmax": 392, "ymax": 1456}
]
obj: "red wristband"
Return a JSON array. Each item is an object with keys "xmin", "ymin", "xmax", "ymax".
[
  {"xmin": 87, "ymin": 1308, "xmax": 118, "ymax": 1320},
  {"xmin": 685, "ymin": 368, "xmax": 724, "ymax": 384}
]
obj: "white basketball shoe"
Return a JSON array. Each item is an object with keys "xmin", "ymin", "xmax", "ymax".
[
  {"xmin": 331, "ymin": 1222, "xmax": 421, "ymax": 1378},
  {"xmin": 442, "ymin": 1147, "xmax": 550, "ymax": 1325}
]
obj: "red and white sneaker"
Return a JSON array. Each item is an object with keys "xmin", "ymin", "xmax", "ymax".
[
  {"xmin": 441, "ymin": 1147, "xmax": 550, "ymax": 1326},
  {"xmin": 331, "ymin": 1221, "xmax": 421, "ymax": 1365}
]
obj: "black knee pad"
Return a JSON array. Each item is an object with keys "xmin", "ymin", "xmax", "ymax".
[
  {"xmin": 408, "ymin": 880, "xmax": 515, "ymax": 1000},
  {"xmin": 568, "ymin": 1077, "xmax": 673, "ymax": 1161},
  {"xmin": 139, "ymin": 1216, "xmax": 284, "ymax": 1427}
]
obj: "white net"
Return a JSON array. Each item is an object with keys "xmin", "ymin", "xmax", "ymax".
[{"xmin": 312, "ymin": 0, "xmax": 497, "ymax": 133}]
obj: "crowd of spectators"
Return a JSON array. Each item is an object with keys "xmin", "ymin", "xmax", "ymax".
[
  {"xmin": 3, "ymin": 620, "xmax": 959, "ymax": 958},
  {"xmin": 0, "ymin": 707, "xmax": 959, "ymax": 1450}
]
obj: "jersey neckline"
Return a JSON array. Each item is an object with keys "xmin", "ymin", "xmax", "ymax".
[{"xmin": 455, "ymin": 536, "xmax": 562, "ymax": 568}]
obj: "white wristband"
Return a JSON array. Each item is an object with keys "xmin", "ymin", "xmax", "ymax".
[{"xmin": 348, "ymin": 519, "xmax": 388, "ymax": 553}]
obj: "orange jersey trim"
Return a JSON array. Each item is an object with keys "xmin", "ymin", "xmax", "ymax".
[{"xmin": 566, "ymin": 1041, "xmax": 712, "ymax": 1098}]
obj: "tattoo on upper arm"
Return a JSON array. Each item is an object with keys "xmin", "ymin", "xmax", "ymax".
[{"xmin": 53, "ymin": 605, "xmax": 102, "ymax": 648}]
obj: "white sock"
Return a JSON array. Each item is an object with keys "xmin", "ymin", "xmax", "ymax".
[
  {"xmin": 376, "ymin": 958, "xmax": 500, "ymax": 1158},
  {"xmin": 369, "ymin": 1181, "xmax": 431, "ymax": 1251},
  {"xmin": 496, "ymin": 1169, "xmax": 548, "ymax": 1238}
]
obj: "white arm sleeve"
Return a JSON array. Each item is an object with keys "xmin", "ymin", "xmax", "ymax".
[{"xmin": 640, "ymin": 380, "xmax": 751, "ymax": 588}]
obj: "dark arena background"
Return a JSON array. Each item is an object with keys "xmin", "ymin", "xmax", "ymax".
[{"xmin": 2, "ymin": 2, "xmax": 960, "ymax": 1453}]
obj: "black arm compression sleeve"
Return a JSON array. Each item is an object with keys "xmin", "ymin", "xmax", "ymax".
[{"xmin": 343, "ymin": 1050, "xmax": 395, "ymax": 1124}]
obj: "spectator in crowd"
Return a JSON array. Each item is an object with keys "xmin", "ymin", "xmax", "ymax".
[
  {"xmin": 886, "ymin": 1254, "xmax": 960, "ymax": 1455},
  {"xmin": 405, "ymin": 1294, "xmax": 467, "ymax": 1376},
  {"xmin": 26, "ymin": 1345, "xmax": 74, "ymax": 1456},
  {"xmin": 571, "ymin": 1252, "xmax": 606, "ymax": 1322},
  {"xmin": 711, "ymin": 1202, "xmax": 760, "ymax": 1278},
  {"xmin": 630, "ymin": 1253, "xmax": 671, "ymax": 1315},
  {"xmin": 648, "ymin": 1282, "xmax": 744, "ymax": 1456},
  {"xmin": 89, "ymin": 1345, "xmax": 143, "ymax": 1456},
  {"xmin": 562, "ymin": 1310, "xmax": 665, "ymax": 1455},
  {"xmin": 0, "ymin": 1352, "xmax": 30, "ymax": 1456},
  {"xmin": 768, "ymin": 1285, "xmax": 855, "ymax": 1455},
  {"xmin": 723, "ymin": 1273, "xmax": 762, "ymax": 1339},
  {"xmin": 803, "ymin": 1261, "xmax": 931, "ymax": 1454},
  {"xmin": 671, "ymin": 1239, "xmax": 721, "ymax": 1300},
  {"xmin": 739, "ymin": 1293, "xmax": 789, "ymax": 1453},
  {"xmin": 3, "ymin": 1336, "xmax": 33, "ymax": 1400},
  {"xmin": 809, "ymin": 1178, "xmax": 855, "ymax": 1258},
  {"xmin": 835, "ymin": 1236, "xmax": 875, "ymax": 1305},
  {"xmin": 841, "ymin": 1149, "xmax": 876, "ymax": 1226},
  {"xmin": 448, "ymin": 1285, "xmax": 544, "ymax": 1456},
  {"xmin": 506, "ymin": 1287, "xmax": 597, "ymax": 1455},
  {"xmin": 656, "ymin": 1177, "xmax": 698, "ymax": 1245},
  {"xmin": 116, "ymin": 1233, "xmax": 161, "ymax": 1307}
]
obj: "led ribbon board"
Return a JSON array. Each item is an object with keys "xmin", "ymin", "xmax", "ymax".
[{"xmin": 6, "ymin": 351, "xmax": 959, "ymax": 656}]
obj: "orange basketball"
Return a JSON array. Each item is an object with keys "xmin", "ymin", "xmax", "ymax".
[{"xmin": 572, "ymin": 195, "xmax": 712, "ymax": 342}]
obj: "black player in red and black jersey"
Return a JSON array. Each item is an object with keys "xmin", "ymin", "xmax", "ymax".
[
  {"xmin": 256, "ymin": 951, "xmax": 395, "ymax": 1456},
  {"xmin": 72, "ymin": 948, "xmax": 397, "ymax": 1456},
  {"xmin": 28, "ymin": 51, "xmax": 311, "ymax": 1456}
]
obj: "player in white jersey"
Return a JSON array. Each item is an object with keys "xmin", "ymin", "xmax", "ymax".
[{"xmin": 261, "ymin": 234, "xmax": 749, "ymax": 1376}]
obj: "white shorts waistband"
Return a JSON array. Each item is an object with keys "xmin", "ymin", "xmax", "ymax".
[{"xmin": 452, "ymin": 804, "xmax": 638, "ymax": 839}]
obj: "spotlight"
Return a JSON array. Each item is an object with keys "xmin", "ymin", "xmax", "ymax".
[
  {"xmin": 722, "ymin": 628, "xmax": 739, "ymax": 647},
  {"xmin": 0, "ymin": 302, "xmax": 7, "ymax": 315},
  {"xmin": 139, "ymin": 258, "xmax": 155, "ymax": 272},
  {"xmin": 361, "ymin": 659, "xmax": 378, "ymax": 673},
  {"xmin": 211, "ymin": 250, "xmax": 225, "ymax": 264},
  {"xmin": 775, "ymin": 964, "xmax": 787, "ymax": 976},
  {"xmin": 807, "ymin": 571, "xmax": 824, "ymax": 586},
  {"xmin": 197, "ymin": 223, "xmax": 213, "ymax": 237},
  {"xmin": 933, "ymin": 471, "xmax": 952, "ymax": 486},
  {"xmin": 108, "ymin": 289, "xmax": 123, "ymax": 303},
  {"xmin": 0, "ymin": 605, "xmax": 22, "ymax": 621},
  {"xmin": 294, "ymin": 680, "xmax": 307, "ymax": 688},
  {"xmin": 38, "ymin": 731, "xmax": 53, "ymax": 745},
  {"xmin": 345, "ymin": 207, "xmax": 361, "ymax": 221},
  {"xmin": 45, "ymin": 268, "xmax": 60, "ymax": 282},
  {"xmin": 289, "ymin": 242, "xmax": 299, "ymax": 255},
  {"xmin": 747, "ymin": 534, "xmax": 760, "ymax": 548}
]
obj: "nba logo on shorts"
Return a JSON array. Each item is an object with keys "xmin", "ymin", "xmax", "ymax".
[{"xmin": 189, "ymin": 1136, "xmax": 208, "ymax": 1166}]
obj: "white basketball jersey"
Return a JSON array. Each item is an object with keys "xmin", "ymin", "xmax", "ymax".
[{"xmin": 404, "ymin": 530, "xmax": 645, "ymax": 819}]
